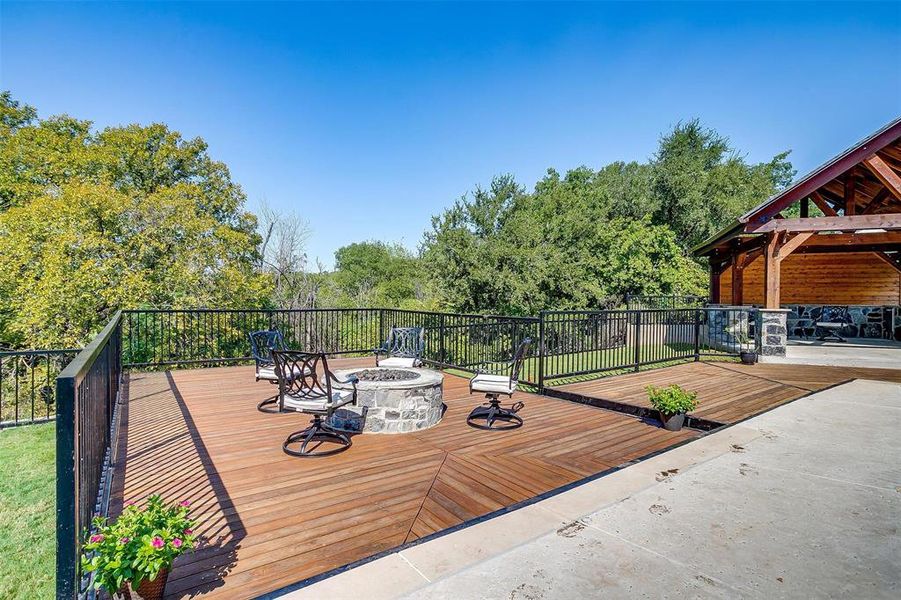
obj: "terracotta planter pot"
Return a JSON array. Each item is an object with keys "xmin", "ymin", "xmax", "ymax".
[
  {"xmin": 659, "ymin": 411, "xmax": 686, "ymax": 432},
  {"xmin": 114, "ymin": 569, "xmax": 169, "ymax": 600}
]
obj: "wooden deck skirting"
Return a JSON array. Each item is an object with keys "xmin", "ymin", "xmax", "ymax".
[
  {"xmin": 112, "ymin": 359, "xmax": 697, "ymax": 599},
  {"xmin": 551, "ymin": 361, "xmax": 901, "ymax": 425}
]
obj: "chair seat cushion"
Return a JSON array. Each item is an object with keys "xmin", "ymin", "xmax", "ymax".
[
  {"xmin": 282, "ymin": 390, "xmax": 354, "ymax": 412},
  {"xmin": 379, "ymin": 357, "xmax": 421, "ymax": 368},
  {"xmin": 470, "ymin": 373, "xmax": 515, "ymax": 395},
  {"xmin": 815, "ymin": 322, "xmax": 842, "ymax": 329},
  {"xmin": 258, "ymin": 364, "xmax": 311, "ymax": 381}
]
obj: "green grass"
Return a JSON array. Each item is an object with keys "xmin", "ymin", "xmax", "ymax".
[{"xmin": 0, "ymin": 423, "xmax": 55, "ymax": 599}]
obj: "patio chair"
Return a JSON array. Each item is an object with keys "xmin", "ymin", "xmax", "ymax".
[
  {"xmin": 375, "ymin": 326, "xmax": 425, "ymax": 368},
  {"xmin": 467, "ymin": 338, "xmax": 532, "ymax": 430},
  {"xmin": 272, "ymin": 350, "xmax": 359, "ymax": 457},
  {"xmin": 249, "ymin": 329, "xmax": 289, "ymax": 412},
  {"xmin": 815, "ymin": 306, "xmax": 851, "ymax": 342}
]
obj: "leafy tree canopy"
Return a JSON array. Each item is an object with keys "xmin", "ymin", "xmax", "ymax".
[
  {"xmin": 0, "ymin": 93, "xmax": 267, "ymax": 347},
  {"xmin": 424, "ymin": 120, "xmax": 793, "ymax": 313},
  {"xmin": 331, "ymin": 241, "xmax": 436, "ymax": 310}
]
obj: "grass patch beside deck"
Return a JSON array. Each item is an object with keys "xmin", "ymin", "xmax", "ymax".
[{"xmin": 0, "ymin": 423, "xmax": 55, "ymax": 599}]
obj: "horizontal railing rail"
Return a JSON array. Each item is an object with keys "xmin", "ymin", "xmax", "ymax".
[
  {"xmin": 56, "ymin": 311, "xmax": 123, "ymax": 599},
  {"xmin": 0, "ymin": 348, "xmax": 80, "ymax": 428},
  {"xmin": 625, "ymin": 294, "xmax": 707, "ymax": 310}
]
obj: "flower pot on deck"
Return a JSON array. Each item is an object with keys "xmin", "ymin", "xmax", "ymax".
[
  {"xmin": 659, "ymin": 411, "xmax": 686, "ymax": 432},
  {"xmin": 115, "ymin": 569, "xmax": 169, "ymax": 600},
  {"xmin": 739, "ymin": 350, "xmax": 757, "ymax": 365}
]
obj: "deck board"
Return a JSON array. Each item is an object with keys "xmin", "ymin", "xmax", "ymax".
[
  {"xmin": 553, "ymin": 360, "xmax": 901, "ymax": 424},
  {"xmin": 112, "ymin": 359, "xmax": 696, "ymax": 599}
]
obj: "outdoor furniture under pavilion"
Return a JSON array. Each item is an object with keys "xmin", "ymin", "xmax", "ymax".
[
  {"xmin": 375, "ymin": 326, "xmax": 425, "ymax": 368},
  {"xmin": 467, "ymin": 338, "xmax": 532, "ymax": 430},
  {"xmin": 272, "ymin": 350, "xmax": 359, "ymax": 457},
  {"xmin": 815, "ymin": 306, "xmax": 852, "ymax": 342}
]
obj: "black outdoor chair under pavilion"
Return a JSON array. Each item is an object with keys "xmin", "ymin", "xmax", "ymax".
[
  {"xmin": 375, "ymin": 326, "xmax": 425, "ymax": 368},
  {"xmin": 271, "ymin": 350, "xmax": 359, "ymax": 457},
  {"xmin": 467, "ymin": 338, "xmax": 532, "ymax": 430},
  {"xmin": 815, "ymin": 306, "xmax": 852, "ymax": 343}
]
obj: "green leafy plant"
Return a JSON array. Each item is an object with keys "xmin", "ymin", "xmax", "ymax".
[
  {"xmin": 646, "ymin": 384, "xmax": 698, "ymax": 416},
  {"xmin": 81, "ymin": 495, "xmax": 197, "ymax": 594}
]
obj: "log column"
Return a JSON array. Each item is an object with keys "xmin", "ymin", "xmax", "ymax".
[{"xmin": 763, "ymin": 233, "xmax": 781, "ymax": 309}]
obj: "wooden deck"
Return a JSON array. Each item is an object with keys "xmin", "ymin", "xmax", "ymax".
[
  {"xmin": 112, "ymin": 358, "xmax": 697, "ymax": 599},
  {"xmin": 552, "ymin": 360, "xmax": 901, "ymax": 424}
]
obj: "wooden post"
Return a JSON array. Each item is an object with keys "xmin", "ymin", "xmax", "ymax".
[
  {"xmin": 844, "ymin": 173, "xmax": 857, "ymax": 215},
  {"xmin": 764, "ymin": 232, "xmax": 781, "ymax": 309},
  {"xmin": 800, "ymin": 198, "xmax": 809, "ymax": 218},
  {"xmin": 709, "ymin": 262, "xmax": 721, "ymax": 304},
  {"xmin": 731, "ymin": 252, "xmax": 745, "ymax": 306}
]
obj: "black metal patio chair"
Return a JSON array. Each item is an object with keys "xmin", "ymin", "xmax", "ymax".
[
  {"xmin": 815, "ymin": 306, "xmax": 851, "ymax": 342},
  {"xmin": 375, "ymin": 326, "xmax": 425, "ymax": 368},
  {"xmin": 467, "ymin": 338, "xmax": 532, "ymax": 430},
  {"xmin": 249, "ymin": 329, "xmax": 289, "ymax": 412},
  {"xmin": 272, "ymin": 350, "xmax": 359, "ymax": 457}
]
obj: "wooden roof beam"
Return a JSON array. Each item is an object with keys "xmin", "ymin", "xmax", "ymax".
[
  {"xmin": 862, "ymin": 187, "xmax": 891, "ymax": 214},
  {"xmin": 810, "ymin": 191, "xmax": 838, "ymax": 217},
  {"xmin": 747, "ymin": 214, "xmax": 901, "ymax": 233},
  {"xmin": 873, "ymin": 251, "xmax": 901, "ymax": 274},
  {"xmin": 802, "ymin": 231, "xmax": 901, "ymax": 247},
  {"xmin": 864, "ymin": 154, "xmax": 901, "ymax": 200}
]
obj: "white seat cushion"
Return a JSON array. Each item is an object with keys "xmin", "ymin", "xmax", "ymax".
[
  {"xmin": 257, "ymin": 364, "xmax": 310, "ymax": 381},
  {"xmin": 379, "ymin": 357, "xmax": 420, "ymax": 368},
  {"xmin": 282, "ymin": 390, "xmax": 354, "ymax": 412},
  {"xmin": 470, "ymin": 373, "xmax": 515, "ymax": 395}
]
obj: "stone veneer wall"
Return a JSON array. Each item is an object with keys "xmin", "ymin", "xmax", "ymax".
[
  {"xmin": 786, "ymin": 305, "xmax": 901, "ymax": 341},
  {"xmin": 758, "ymin": 310, "xmax": 789, "ymax": 358}
]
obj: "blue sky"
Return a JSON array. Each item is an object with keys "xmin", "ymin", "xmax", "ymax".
[{"xmin": 2, "ymin": 1, "xmax": 899, "ymax": 268}]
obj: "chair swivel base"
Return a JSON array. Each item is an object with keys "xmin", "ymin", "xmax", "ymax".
[
  {"xmin": 467, "ymin": 397, "xmax": 523, "ymax": 430},
  {"xmin": 283, "ymin": 417, "xmax": 352, "ymax": 457}
]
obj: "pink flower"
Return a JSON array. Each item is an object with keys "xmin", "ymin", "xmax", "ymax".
[
  {"xmin": 89, "ymin": 534, "xmax": 104, "ymax": 544},
  {"xmin": 151, "ymin": 536, "xmax": 164, "ymax": 549},
  {"xmin": 172, "ymin": 538, "xmax": 183, "ymax": 548},
  {"xmin": 119, "ymin": 537, "xmax": 130, "ymax": 544},
  {"xmin": 179, "ymin": 500, "xmax": 191, "ymax": 507},
  {"xmin": 183, "ymin": 529, "xmax": 193, "ymax": 536}
]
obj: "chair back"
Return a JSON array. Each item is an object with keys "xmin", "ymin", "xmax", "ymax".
[
  {"xmin": 509, "ymin": 338, "xmax": 532, "ymax": 385},
  {"xmin": 384, "ymin": 326, "xmax": 425, "ymax": 359},
  {"xmin": 249, "ymin": 330, "xmax": 286, "ymax": 366},
  {"xmin": 820, "ymin": 306, "xmax": 850, "ymax": 323},
  {"xmin": 271, "ymin": 350, "xmax": 334, "ymax": 409}
]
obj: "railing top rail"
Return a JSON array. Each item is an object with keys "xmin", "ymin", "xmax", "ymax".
[
  {"xmin": 58, "ymin": 311, "xmax": 122, "ymax": 382},
  {"xmin": 0, "ymin": 348, "xmax": 80, "ymax": 357},
  {"xmin": 121, "ymin": 307, "xmax": 540, "ymax": 322}
]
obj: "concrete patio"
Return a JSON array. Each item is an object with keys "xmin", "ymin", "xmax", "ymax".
[
  {"xmin": 286, "ymin": 378, "xmax": 901, "ymax": 599},
  {"xmin": 763, "ymin": 338, "xmax": 901, "ymax": 370}
]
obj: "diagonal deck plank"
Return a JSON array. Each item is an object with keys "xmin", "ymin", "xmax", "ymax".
[
  {"xmin": 112, "ymin": 360, "xmax": 696, "ymax": 599},
  {"xmin": 551, "ymin": 360, "xmax": 901, "ymax": 425}
]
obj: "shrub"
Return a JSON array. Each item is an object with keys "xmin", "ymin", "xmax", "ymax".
[
  {"xmin": 81, "ymin": 495, "xmax": 197, "ymax": 594},
  {"xmin": 646, "ymin": 384, "xmax": 698, "ymax": 416}
]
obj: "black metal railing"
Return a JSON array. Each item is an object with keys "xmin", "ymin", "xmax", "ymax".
[
  {"xmin": 120, "ymin": 308, "xmax": 541, "ymax": 385},
  {"xmin": 538, "ymin": 307, "xmax": 756, "ymax": 386},
  {"xmin": 56, "ymin": 312, "xmax": 123, "ymax": 599},
  {"xmin": 625, "ymin": 294, "xmax": 707, "ymax": 310},
  {"xmin": 1, "ymin": 348, "xmax": 79, "ymax": 427}
]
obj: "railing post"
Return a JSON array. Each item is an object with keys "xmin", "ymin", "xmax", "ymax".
[
  {"xmin": 537, "ymin": 311, "xmax": 546, "ymax": 392},
  {"xmin": 633, "ymin": 311, "xmax": 642, "ymax": 371},
  {"xmin": 378, "ymin": 309, "xmax": 385, "ymax": 346},
  {"xmin": 694, "ymin": 308, "xmax": 701, "ymax": 361},
  {"xmin": 55, "ymin": 373, "xmax": 77, "ymax": 599},
  {"xmin": 439, "ymin": 313, "xmax": 447, "ymax": 363}
]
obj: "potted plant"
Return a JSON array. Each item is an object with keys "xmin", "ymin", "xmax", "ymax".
[
  {"xmin": 736, "ymin": 332, "xmax": 757, "ymax": 365},
  {"xmin": 81, "ymin": 495, "xmax": 197, "ymax": 600},
  {"xmin": 646, "ymin": 384, "xmax": 698, "ymax": 432}
]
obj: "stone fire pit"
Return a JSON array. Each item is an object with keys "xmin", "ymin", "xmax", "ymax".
[{"xmin": 330, "ymin": 367, "xmax": 444, "ymax": 434}]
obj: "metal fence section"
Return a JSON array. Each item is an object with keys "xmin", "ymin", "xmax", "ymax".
[
  {"xmin": 56, "ymin": 312, "xmax": 123, "ymax": 599},
  {"xmin": 0, "ymin": 348, "xmax": 79, "ymax": 427},
  {"xmin": 625, "ymin": 294, "xmax": 707, "ymax": 310},
  {"xmin": 537, "ymin": 307, "xmax": 757, "ymax": 386}
]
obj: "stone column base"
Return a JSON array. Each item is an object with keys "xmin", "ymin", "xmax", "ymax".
[{"xmin": 758, "ymin": 309, "xmax": 790, "ymax": 358}]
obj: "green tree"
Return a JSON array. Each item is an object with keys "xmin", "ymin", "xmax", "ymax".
[
  {"xmin": 0, "ymin": 93, "xmax": 267, "ymax": 348},
  {"xmin": 332, "ymin": 241, "xmax": 434, "ymax": 309}
]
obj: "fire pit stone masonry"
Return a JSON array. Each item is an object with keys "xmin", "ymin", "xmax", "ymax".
[{"xmin": 329, "ymin": 367, "xmax": 444, "ymax": 434}]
